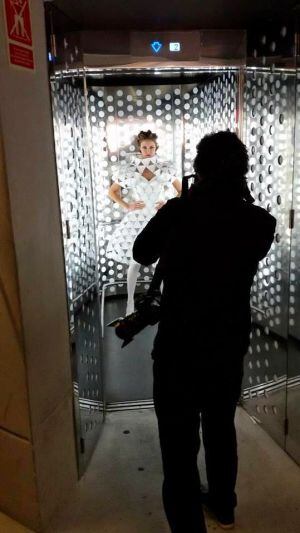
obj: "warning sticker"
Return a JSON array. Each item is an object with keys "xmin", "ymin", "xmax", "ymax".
[
  {"xmin": 4, "ymin": 0, "xmax": 33, "ymax": 46},
  {"xmin": 8, "ymin": 42, "xmax": 34, "ymax": 69}
]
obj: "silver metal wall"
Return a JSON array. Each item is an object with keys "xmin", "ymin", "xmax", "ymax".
[
  {"xmin": 50, "ymin": 68, "xmax": 238, "ymax": 468},
  {"xmin": 87, "ymin": 72, "xmax": 238, "ymax": 295},
  {"xmin": 241, "ymin": 20, "xmax": 300, "ymax": 464},
  {"xmin": 242, "ymin": 68, "xmax": 295, "ymax": 447},
  {"xmin": 286, "ymin": 69, "xmax": 300, "ymax": 464},
  {"xmin": 51, "ymin": 73, "xmax": 104, "ymax": 474}
]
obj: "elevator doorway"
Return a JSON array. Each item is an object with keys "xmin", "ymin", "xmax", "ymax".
[
  {"xmin": 51, "ymin": 66, "xmax": 241, "ymax": 472},
  {"xmin": 48, "ymin": 25, "xmax": 300, "ymax": 478},
  {"xmin": 87, "ymin": 69, "xmax": 239, "ymax": 406}
]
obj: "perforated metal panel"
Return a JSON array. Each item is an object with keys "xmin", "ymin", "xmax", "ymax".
[
  {"xmin": 51, "ymin": 76, "xmax": 96, "ymax": 304},
  {"xmin": 51, "ymin": 72, "xmax": 104, "ymax": 474},
  {"xmin": 87, "ymin": 71, "xmax": 238, "ymax": 297},
  {"xmin": 183, "ymin": 72, "xmax": 237, "ymax": 175},
  {"xmin": 289, "ymin": 72, "xmax": 300, "ymax": 340},
  {"xmin": 73, "ymin": 286, "xmax": 102, "ymax": 437},
  {"xmin": 239, "ymin": 16, "xmax": 300, "ymax": 465},
  {"xmin": 242, "ymin": 67, "xmax": 295, "ymax": 446},
  {"xmin": 88, "ymin": 83, "xmax": 183, "ymax": 293},
  {"xmin": 286, "ymin": 70, "xmax": 300, "ymax": 464}
]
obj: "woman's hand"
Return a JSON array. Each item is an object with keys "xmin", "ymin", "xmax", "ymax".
[
  {"xmin": 127, "ymin": 201, "xmax": 146, "ymax": 211},
  {"xmin": 155, "ymin": 200, "xmax": 165, "ymax": 210},
  {"xmin": 172, "ymin": 179, "xmax": 182, "ymax": 197}
]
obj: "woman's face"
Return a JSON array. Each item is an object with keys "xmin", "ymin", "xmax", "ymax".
[{"xmin": 139, "ymin": 139, "xmax": 157, "ymax": 158}]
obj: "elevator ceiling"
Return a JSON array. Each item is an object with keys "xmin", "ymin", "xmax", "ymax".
[{"xmin": 50, "ymin": 0, "xmax": 298, "ymax": 31}]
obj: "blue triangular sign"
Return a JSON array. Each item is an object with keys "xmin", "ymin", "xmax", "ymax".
[{"xmin": 151, "ymin": 41, "xmax": 163, "ymax": 53}]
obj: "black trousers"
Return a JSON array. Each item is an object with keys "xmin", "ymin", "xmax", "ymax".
[{"xmin": 153, "ymin": 352, "xmax": 244, "ymax": 533}]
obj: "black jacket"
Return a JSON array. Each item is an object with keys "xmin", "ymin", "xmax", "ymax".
[{"xmin": 133, "ymin": 180, "xmax": 276, "ymax": 362}]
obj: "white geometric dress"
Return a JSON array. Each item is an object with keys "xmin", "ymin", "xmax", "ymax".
[{"xmin": 106, "ymin": 154, "xmax": 177, "ymax": 265}]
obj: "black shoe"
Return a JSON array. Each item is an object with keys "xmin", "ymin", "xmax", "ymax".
[{"xmin": 201, "ymin": 492, "xmax": 235, "ymax": 530}]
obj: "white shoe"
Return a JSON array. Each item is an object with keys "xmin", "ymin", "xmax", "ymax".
[{"xmin": 126, "ymin": 301, "xmax": 135, "ymax": 316}]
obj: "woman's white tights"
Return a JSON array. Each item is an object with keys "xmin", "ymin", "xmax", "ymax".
[{"xmin": 126, "ymin": 259, "xmax": 141, "ymax": 315}]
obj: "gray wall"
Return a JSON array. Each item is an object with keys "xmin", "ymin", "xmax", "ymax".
[{"xmin": 0, "ymin": 0, "xmax": 77, "ymax": 529}]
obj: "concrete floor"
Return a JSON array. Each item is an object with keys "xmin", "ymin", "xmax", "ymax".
[{"xmin": 45, "ymin": 407, "xmax": 300, "ymax": 533}]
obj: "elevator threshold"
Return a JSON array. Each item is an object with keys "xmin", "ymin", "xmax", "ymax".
[{"xmin": 106, "ymin": 398, "xmax": 154, "ymax": 412}]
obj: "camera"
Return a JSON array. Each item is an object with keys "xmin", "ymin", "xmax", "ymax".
[{"xmin": 108, "ymin": 289, "xmax": 161, "ymax": 347}]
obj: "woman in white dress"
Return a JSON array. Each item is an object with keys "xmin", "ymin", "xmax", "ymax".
[{"xmin": 107, "ymin": 130, "xmax": 182, "ymax": 315}]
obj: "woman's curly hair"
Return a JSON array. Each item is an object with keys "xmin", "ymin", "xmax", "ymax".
[{"xmin": 136, "ymin": 130, "xmax": 158, "ymax": 148}]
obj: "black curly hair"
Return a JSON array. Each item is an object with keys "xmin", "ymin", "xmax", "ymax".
[
  {"xmin": 194, "ymin": 131, "xmax": 248, "ymax": 181},
  {"xmin": 193, "ymin": 131, "xmax": 253, "ymax": 202}
]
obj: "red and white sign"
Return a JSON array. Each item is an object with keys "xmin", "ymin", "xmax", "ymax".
[
  {"xmin": 9, "ymin": 42, "xmax": 34, "ymax": 69},
  {"xmin": 4, "ymin": 0, "xmax": 32, "ymax": 45},
  {"xmin": 3, "ymin": 0, "xmax": 34, "ymax": 70}
]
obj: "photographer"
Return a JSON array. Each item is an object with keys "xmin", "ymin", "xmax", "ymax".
[{"xmin": 133, "ymin": 131, "xmax": 276, "ymax": 533}]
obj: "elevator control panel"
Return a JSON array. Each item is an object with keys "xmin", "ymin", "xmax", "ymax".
[
  {"xmin": 151, "ymin": 40, "xmax": 182, "ymax": 54},
  {"xmin": 131, "ymin": 32, "xmax": 200, "ymax": 61}
]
